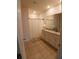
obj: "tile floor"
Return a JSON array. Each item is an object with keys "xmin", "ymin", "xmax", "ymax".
[{"xmin": 24, "ymin": 39, "xmax": 57, "ymax": 59}]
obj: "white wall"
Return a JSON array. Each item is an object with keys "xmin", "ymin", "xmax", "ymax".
[{"xmin": 29, "ymin": 18, "xmax": 43, "ymax": 39}]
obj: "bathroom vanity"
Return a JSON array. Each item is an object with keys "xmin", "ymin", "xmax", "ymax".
[{"xmin": 41, "ymin": 29, "xmax": 60, "ymax": 49}]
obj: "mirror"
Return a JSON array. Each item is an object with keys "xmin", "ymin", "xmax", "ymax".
[{"xmin": 43, "ymin": 13, "xmax": 62, "ymax": 32}]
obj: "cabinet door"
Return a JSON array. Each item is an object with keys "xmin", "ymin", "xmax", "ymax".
[{"xmin": 42, "ymin": 30, "xmax": 60, "ymax": 49}]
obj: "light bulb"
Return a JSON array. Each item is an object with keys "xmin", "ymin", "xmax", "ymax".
[{"xmin": 47, "ymin": 5, "xmax": 50, "ymax": 9}]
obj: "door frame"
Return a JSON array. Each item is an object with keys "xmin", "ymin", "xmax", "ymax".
[{"xmin": 17, "ymin": 0, "xmax": 27, "ymax": 59}]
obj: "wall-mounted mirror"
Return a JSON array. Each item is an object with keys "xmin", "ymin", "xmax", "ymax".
[{"xmin": 43, "ymin": 13, "xmax": 62, "ymax": 32}]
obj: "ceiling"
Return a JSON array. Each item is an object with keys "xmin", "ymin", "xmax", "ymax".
[{"xmin": 21, "ymin": 0, "xmax": 60, "ymax": 14}]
